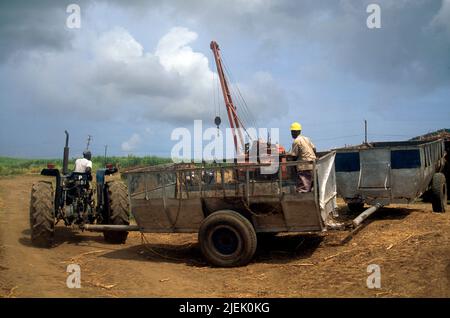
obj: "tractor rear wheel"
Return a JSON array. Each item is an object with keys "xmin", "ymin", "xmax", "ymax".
[
  {"xmin": 103, "ymin": 181, "xmax": 130, "ymax": 244},
  {"xmin": 431, "ymin": 172, "xmax": 447, "ymax": 213},
  {"xmin": 30, "ymin": 181, "xmax": 55, "ymax": 247},
  {"xmin": 199, "ymin": 210, "xmax": 257, "ymax": 267}
]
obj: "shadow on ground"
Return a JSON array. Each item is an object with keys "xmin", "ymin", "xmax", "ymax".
[
  {"xmin": 19, "ymin": 226, "xmax": 109, "ymax": 248},
  {"xmin": 18, "ymin": 205, "xmax": 422, "ymax": 266},
  {"xmin": 338, "ymin": 205, "xmax": 417, "ymax": 221},
  {"xmin": 100, "ymin": 233, "xmax": 324, "ymax": 267}
]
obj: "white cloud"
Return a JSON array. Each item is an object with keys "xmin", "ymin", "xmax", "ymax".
[
  {"xmin": 9, "ymin": 25, "xmax": 287, "ymax": 125},
  {"xmin": 95, "ymin": 27, "xmax": 144, "ymax": 62},
  {"xmin": 431, "ymin": 0, "xmax": 450, "ymax": 33},
  {"xmin": 121, "ymin": 133, "xmax": 141, "ymax": 152}
]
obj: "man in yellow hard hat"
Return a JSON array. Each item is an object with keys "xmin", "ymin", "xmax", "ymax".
[{"xmin": 287, "ymin": 122, "xmax": 316, "ymax": 193}]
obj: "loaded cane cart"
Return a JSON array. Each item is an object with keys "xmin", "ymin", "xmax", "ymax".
[{"xmin": 111, "ymin": 152, "xmax": 338, "ymax": 267}]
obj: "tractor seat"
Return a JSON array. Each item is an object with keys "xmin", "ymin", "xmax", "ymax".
[{"xmin": 68, "ymin": 171, "xmax": 92, "ymax": 182}]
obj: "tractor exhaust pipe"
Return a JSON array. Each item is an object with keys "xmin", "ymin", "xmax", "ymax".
[{"xmin": 63, "ymin": 130, "xmax": 69, "ymax": 175}]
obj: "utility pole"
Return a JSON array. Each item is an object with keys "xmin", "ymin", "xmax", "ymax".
[
  {"xmin": 364, "ymin": 120, "xmax": 368, "ymax": 144},
  {"xmin": 86, "ymin": 135, "xmax": 93, "ymax": 150},
  {"xmin": 104, "ymin": 144, "xmax": 108, "ymax": 165}
]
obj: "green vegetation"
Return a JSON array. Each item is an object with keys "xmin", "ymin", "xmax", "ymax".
[{"xmin": 0, "ymin": 155, "xmax": 172, "ymax": 176}]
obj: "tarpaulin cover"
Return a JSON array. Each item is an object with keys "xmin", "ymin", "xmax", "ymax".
[{"xmin": 316, "ymin": 152, "xmax": 337, "ymax": 222}]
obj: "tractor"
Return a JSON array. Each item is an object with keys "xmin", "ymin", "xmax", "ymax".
[{"xmin": 29, "ymin": 131, "xmax": 131, "ymax": 247}]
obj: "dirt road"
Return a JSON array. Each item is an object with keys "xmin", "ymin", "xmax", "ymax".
[{"xmin": 0, "ymin": 174, "xmax": 449, "ymax": 297}]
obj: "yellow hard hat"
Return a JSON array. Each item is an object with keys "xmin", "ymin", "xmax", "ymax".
[{"xmin": 290, "ymin": 122, "xmax": 302, "ymax": 131}]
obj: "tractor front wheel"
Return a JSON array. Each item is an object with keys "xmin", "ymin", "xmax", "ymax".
[
  {"xmin": 30, "ymin": 181, "xmax": 55, "ymax": 247},
  {"xmin": 103, "ymin": 181, "xmax": 130, "ymax": 244}
]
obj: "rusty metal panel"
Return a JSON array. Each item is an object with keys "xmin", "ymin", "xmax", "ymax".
[
  {"xmin": 280, "ymin": 193, "xmax": 322, "ymax": 231},
  {"xmin": 336, "ymin": 171, "xmax": 359, "ymax": 199},
  {"xmin": 131, "ymin": 198, "xmax": 203, "ymax": 233},
  {"xmin": 252, "ymin": 213, "xmax": 287, "ymax": 232},
  {"xmin": 202, "ymin": 197, "xmax": 245, "ymax": 214},
  {"xmin": 165, "ymin": 198, "xmax": 204, "ymax": 231},
  {"xmin": 390, "ymin": 168, "xmax": 422, "ymax": 200},
  {"xmin": 131, "ymin": 198, "xmax": 172, "ymax": 231},
  {"xmin": 249, "ymin": 181, "xmax": 280, "ymax": 196},
  {"xmin": 359, "ymin": 148, "xmax": 391, "ymax": 189}
]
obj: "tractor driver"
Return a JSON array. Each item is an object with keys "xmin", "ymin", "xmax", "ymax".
[
  {"xmin": 287, "ymin": 122, "xmax": 317, "ymax": 193},
  {"xmin": 74, "ymin": 150, "xmax": 93, "ymax": 174}
]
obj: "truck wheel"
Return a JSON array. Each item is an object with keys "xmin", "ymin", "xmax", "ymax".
[
  {"xmin": 103, "ymin": 181, "xmax": 130, "ymax": 243},
  {"xmin": 431, "ymin": 173, "xmax": 447, "ymax": 213},
  {"xmin": 30, "ymin": 181, "xmax": 55, "ymax": 247},
  {"xmin": 347, "ymin": 202, "xmax": 365, "ymax": 214},
  {"xmin": 198, "ymin": 210, "xmax": 257, "ymax": 267}
]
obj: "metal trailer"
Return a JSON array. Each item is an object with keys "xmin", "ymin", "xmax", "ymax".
[
  {"xmin": 118, "ymin": 151, "xmax": 339, "ymax": 267},
  {"xmin": 335, "ymin": 139, "xmax": 447, "ymax": 214}
]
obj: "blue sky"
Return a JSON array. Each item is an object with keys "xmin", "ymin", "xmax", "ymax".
[{"xmin": 0, "ymin": 0, "xmax": 449, "ymax": 158}]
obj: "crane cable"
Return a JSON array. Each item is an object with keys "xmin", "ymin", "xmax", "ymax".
[
  {"xmin": 221, "ymin": 53, "xmax": 258, "ymax": 132},
  {"xmin": 215, "ymin": 54, "xmax": 254, "ymax": 142},
  {"xmin": 224, "ymin": 68, "xmax": 255, "ymax": 130}
]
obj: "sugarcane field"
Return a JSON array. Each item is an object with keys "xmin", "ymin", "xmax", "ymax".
[{"xmin": 0, "ymin": 0, "xmax": 449, "ymax": 308}]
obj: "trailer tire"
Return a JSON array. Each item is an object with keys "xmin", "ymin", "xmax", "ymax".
[
  {"xmin": 431, "ymin": 173, "xmax": 447, "ymax": 213},
  {"xmin": 199, "ymin": 210, "xmax": 257, "ymax": 267},
  {"xmin": 347, "ymin": 202, "xmax": 365, "ymax": 214},
  {"xmin": 30, "ymin": 181, "xmax": 55, "ymax": 247},
  {"xmin": 103, "ymin": 181, "xmax": 130, "ymax": 243}
]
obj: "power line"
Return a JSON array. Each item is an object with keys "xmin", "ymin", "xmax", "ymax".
[{"xmin": 313, "ymin": 134, "xmax": 363, "ymax": 141}]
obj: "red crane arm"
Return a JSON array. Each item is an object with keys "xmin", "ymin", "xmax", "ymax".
[{"xmin": 210, "ymin": 41, "xmax": 245, "ymax": 154}]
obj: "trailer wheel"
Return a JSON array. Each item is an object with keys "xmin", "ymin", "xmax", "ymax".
[
  {"xmin": 431, "ymin": 173, "xmax": 447, "ymax": 213},
  {"xmin": 347, "ymin": 202, "xmax": 365, "ymax": 214},
  {"xmin": 103, "ymin": 181, "xmax": 130, "ymax": 243},
  {"xmin": 199, "ymin": 210, "xmax": 257, "ymax": 267},
  {"xmin": 30, "ymin": 181, "xmax": 55, "ymax": 247}
]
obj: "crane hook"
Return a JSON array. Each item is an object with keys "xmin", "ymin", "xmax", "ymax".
[{"xmin": 214, "ymin": 116, "xmax": 222, "ymax": 136}]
